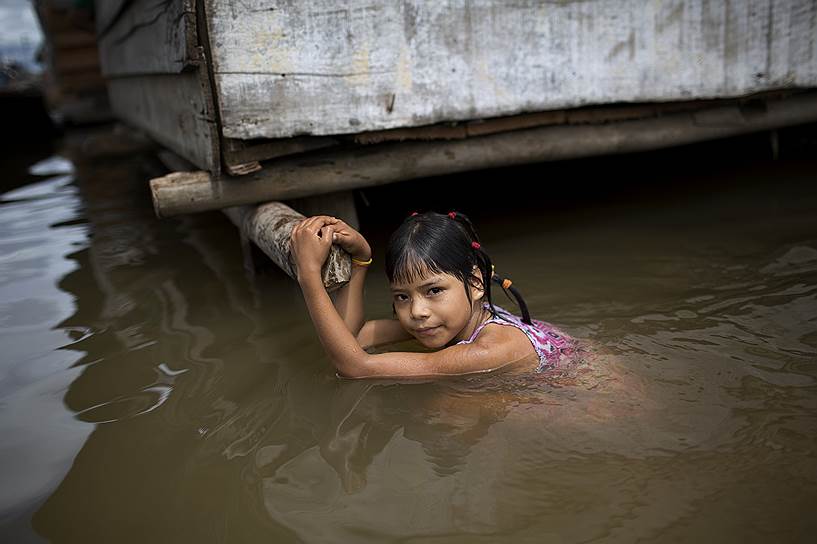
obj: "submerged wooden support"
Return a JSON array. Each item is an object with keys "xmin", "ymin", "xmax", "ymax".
[
  {"xmin": 223, "ymin": 202, "xmax": 352, "ymax": 292},
  {"xmin": 150, "ymin": 93, "xmax": 817, "ymax": 217}
]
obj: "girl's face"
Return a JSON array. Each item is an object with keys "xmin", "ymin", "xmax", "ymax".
[{"xmin": 390, "ymin": 271, "xmax": 485, "ymax": 349}]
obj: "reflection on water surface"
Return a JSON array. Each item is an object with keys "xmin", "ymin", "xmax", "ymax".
[{"xmin": 0, "ymin": 131, "xmax": 815, "ymax": 543}]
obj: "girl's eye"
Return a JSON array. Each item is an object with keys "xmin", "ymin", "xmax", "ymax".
[
  {"xmin": 393, "ymin": 294, "xmax": 408, "ymax": 303},
  {"xmin": 428, "ymin": 287, "xmax": 443, "ymax": 296}
]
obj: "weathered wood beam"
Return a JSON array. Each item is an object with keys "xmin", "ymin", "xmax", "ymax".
[
  {"xmin": 223, "ymin": 202, "xmax": 352, "ymax": 292},
  {"xmin": 349, "ymin": 95, "xmax": 793, "ymax": 144},
  {"xmin": 150, "ymin": 93, "xmax": 817, "ymax": 217},
  {"xmin": 109, "ymin": 73, "xmax": 219, "ymax": 172},
  {"xmin": 222, "ymin": 136, "xmax": 339, "ymax": 170},
  {"xmin": 155, "ymin": 148, "xmax": 355, "ymax": 284},
  {"xmin": 93, "ymin": 0, "xmax": 219, "ymax": 172}
]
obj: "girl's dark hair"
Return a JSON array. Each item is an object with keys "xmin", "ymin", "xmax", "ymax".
[{"xmin": 385, "ymin": 211, "xmax": 532, "ymax": 324}]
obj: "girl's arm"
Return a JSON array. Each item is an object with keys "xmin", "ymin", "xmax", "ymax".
[
  {"xmin": 316, "ymin": 217, "xmax": 413, "ymax": 347},
  {"xmin": 299, "ymin": 270, "xmax": 531, "ymax": 378},
  {"xmin": 291, "ymin": 216, "xmax": 531, "ymax": 378},
  {"xmin": 332, "ymin": 262, "xmax": 368, "ymax": 336},
  {"xmin": 334, "ymin": 269, "xmax": 413, "ymax": 348},
  {"xmin": 327, "ymin": 218, "xmax": 370, "ymax": 336},
  {"xmin": 355, "ymin": 319, "xmax": 413, "ymax": 349}
]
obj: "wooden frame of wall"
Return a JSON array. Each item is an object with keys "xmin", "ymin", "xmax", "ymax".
[
  {"xmin": 96, "ymin": 1, "xmax": 817, "ymax": 201},
  {"xmin": 95, "ymin": 0, "xmax": 220, "ymax": 173}
]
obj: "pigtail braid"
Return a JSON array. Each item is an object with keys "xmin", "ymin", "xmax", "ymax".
[
  {"xmin": 491, "ymin": 274, "xmax": 533, "ymax": 325},
  {"xmin": 471, "ymin": 242, "xmax": 497, "ymax": 318},
  {"xmin": 447, "ymin": 212, "xmax": 491, "ymax": 307},
  {"xmin": 448, "ymin": 211, "xmax": 533, "ymax": 325}
]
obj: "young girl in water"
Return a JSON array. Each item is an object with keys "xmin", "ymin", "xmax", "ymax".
[{"xmin": 290, "ymin": 211, "xmax": 577, "ymax": 379}]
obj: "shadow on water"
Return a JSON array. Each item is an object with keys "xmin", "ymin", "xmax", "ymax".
[{"xmin": 0, "ymin": 124, "xmax": 814, "ymax": 542}]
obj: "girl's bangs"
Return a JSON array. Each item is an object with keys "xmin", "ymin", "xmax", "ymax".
[{"xmin": 389, "ymin": 249, "xmax": 446, "ymax": 286}]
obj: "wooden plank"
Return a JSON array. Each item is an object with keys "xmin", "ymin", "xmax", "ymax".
[
  {"xmin": 204, "ymin": 0, "xmax": 817, "ymax": 140},
  {"xmin": 350, "ymin": 100, "xmax": 741, "ymax": 144},
  {"xmin": 222, "ymin": 136, "xmax": 340, "ymax": 166},
  {"xmin": 150, "ymin": 91, "xmax": 817, "ymax": 216},
  {"xmin": 107, "ymin": 72, "xmax": 218, "ymax": 171},
  {"xmin": 95, "ymin": 0, "xmax": 198, "ymax": 76}
]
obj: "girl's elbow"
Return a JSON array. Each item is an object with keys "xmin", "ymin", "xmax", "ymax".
[
  {"xmin": 355, "ymin": 335, "xmax": 372, "ymax": 351},
  {"xmin": 331, "ymin": 352, "xmax": 371, "ymax": 379},
  {"xmin": 335, "ymin": 365, "xmax": 373, "ymax": 379},
  {"xmin": 354, "ymin": 324, "xmax": 374, "ymax": 350},
  {"xmin": 335, "ymin": 367, "xmax": 365, "ymax": 379}
]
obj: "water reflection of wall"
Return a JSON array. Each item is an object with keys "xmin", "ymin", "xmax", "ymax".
[{"xmin": 0, "ymin": 155, "xmax": 94, "ymax": 535}]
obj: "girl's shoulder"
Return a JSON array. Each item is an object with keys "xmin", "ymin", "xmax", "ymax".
[
  {"xmin": 460, "ymin": 304, "xmax": 580, "ymax": 372},
  {"xmin": 466, "ymin": 320, "xmax": 541, "ymax": 370}
]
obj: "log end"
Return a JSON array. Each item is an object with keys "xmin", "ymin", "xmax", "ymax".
[{"xmin": 149, "ymin": 170, "xmax": 213, "ymax": 218}]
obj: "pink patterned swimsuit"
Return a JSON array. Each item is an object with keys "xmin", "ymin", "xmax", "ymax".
[{"xmin": 458, "ymin": 304, "xmax": 578, "ymax": 371}]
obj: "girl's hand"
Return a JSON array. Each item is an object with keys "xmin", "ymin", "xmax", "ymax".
[
  {"xmin": 330, "ymin": 219, "xmax": 372, "ymax": 261},
  {"xmin": 290, "ymin": 216, "xmax": 338, "ymax": 280}
]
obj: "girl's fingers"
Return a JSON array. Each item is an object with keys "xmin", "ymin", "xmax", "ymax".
[
  {"xmin": 293, "ymin": 217, "xmax": 312, "ymax": 234},
  {"xmin": 319, "ymin": 225, "xmax": 336, "ymax": 248},
  {"xmin": 302, "ymin": 216, "xmax": 334, "ymax": 235},
  {"xmin": 300, "ymin": 217, "xmax": 317, "ymax": 232},
  {"xmin": 291, "ymin": 217, "xmax": 344, "ymax": 248}
]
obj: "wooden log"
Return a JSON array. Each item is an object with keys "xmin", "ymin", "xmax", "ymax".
[
  {"xmin": 150, "ymin": 92, "xmax": 817, "ymax": 217},
  {"xmin": 223, "ymin": 203, "xmax": 352, "ymax": 292}
]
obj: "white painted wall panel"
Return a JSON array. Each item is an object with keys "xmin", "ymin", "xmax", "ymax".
[{"xmin": 205, "ymin": 0, "xmax": 817, "ymax": 139}]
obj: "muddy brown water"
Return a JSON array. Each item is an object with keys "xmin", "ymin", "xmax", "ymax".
[{"xmin": 1, "ymin": 130, "xmax": 816, "ymax": 543}]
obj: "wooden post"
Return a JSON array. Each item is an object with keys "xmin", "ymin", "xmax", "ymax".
[{"xmin": 223, "ymin": 202, "xmax": 352, "ymax": 292}]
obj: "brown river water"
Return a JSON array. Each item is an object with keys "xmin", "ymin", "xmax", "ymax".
[{"xmin": 1, "ymin": 128, "xmax": 816, "ymax": 543}]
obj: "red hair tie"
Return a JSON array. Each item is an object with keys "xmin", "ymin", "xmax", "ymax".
[
  {"xmin": 471, "ymin": 241, "xmax": 481, "ymax": 250},
  {"xmin": 410, "ymin": 211, "xmax": 419, "ymax": 217},
  {"xmin": 448, "ymin": 212, "xmax": 457, "ymax": 219}
]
